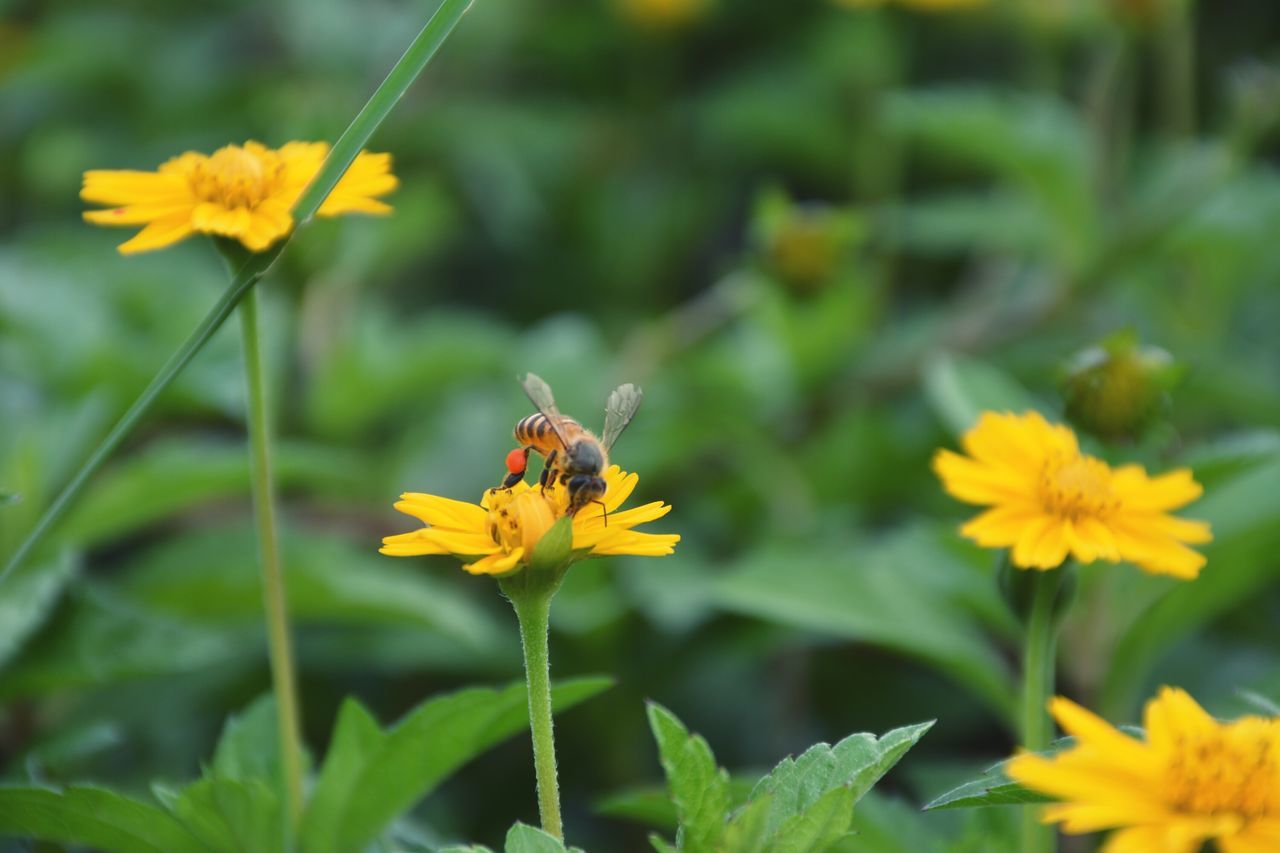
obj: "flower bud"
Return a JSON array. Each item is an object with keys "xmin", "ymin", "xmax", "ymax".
[
  {"xmin": 752, "ymin": 187, "xmax": 863, "ymax": 296},
  {"xmin": 1061, "ymin": 333, "xmax": 1181, "ymax": 442}
]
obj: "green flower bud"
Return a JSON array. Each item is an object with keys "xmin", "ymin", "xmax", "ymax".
[{"xmin": 1061, "ymin": 332, "xmax": 1182, "ymax": 442}]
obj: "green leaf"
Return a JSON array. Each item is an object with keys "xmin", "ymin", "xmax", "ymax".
[
  {"xmin": 209, "ymin": 694, "xmax": 304, "ymax": 792},
  {"xmin": 720, "ymin": 795, "xmax": 773, "ymax": 853},
  {"xmin": 646, "ymin": 702, "xmax": 732, "ymax": 853},
  {"xmin": 711, "ymin": 526, "xmax": 1016, "ymax": 720},
  {"xmin": 0, "ymin": 588, "xmax": 247, "ymax": 700},
  {"xmin": 769, "ymin": 785, "xmax": 854, "ymax": 853},
  {"xmin": 504, "ymin": 822, "xmax": 582, "ymax": 853},
  {"xmin": 168, "ymin": 777, "xmax": 282, "ymax": 853},
  {"xmin": 1237, "ymin": 689, "xmax": 1280, "ymax": 716},
  {"xmin": 0, "ymin": 786, "xmax": 202, "ymax": 853},
  {"xmin": 0, "ymin": 549, "xmax": 77, "ymax": 671},
  {"xmin": 748, "ymin": 721, "xmax": 934, "ymax": 839},
  {"xmin": 924, "ymin": 760, "xmax": 1051, "ymax": 810},
  {"xmin": 923, "ymin": 353, "xmax": 1043, "ymax": 437},
  {"xmin": 300, "ymin": 677, "xmax": 612, "ymax": 853},
  {"xmin": 1101, "ymin": 453, "xmax": 1280, "ymax": 717},
  {"xmin": 119, "ymin": 525, "xmax": 503, "ymax": 652},
  {"xmin": 60, "ymin": 441, "xmax": 364, "ymax": 549}
]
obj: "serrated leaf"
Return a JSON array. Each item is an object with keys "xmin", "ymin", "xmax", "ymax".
[
  {"xmin": 168, "ymin": 777, "xmax": 282, "ymax": 853},
  {"xmin": 924, "ymin": 758, "xmax": 1052, "ymax": 811},
  {"xmin": 770, "ymin": 785, "xmax": 854, "ymax": 853},
  {"xmin": 720, "ymin": 794, "xmax": 772, "ymax": 853},
  {"xmin": 646, "ymin": 702, "xmax": 732, "ymax": 853},
  {"xmin": 0, "ymin": 786, "xmax": 203, "ymax": 853},
  {"xmin": 750, "ymin": 721, "xmax": 934, "ymax": 838},
  {"xmin": 504, "ymin": 821, "xmax": 582, "ymax": 852},
  {"xmin": 301, "ymin": 677, "xmax": 612, "ymax": 853},
  {"xmin": 211, "ymin": 694, "xmax": 285, "ymax": 784}
]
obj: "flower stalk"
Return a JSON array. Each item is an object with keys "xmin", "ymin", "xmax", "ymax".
[
  {"xmin": 238, "ymin": 288, "xmax": 306, "ymax": 832},
  {"xmin": 1020, "ymin": 567, "xmax": 1064, "ymax": 853},
  {"xmin": 507, "ymin": 578, "xmax": 565, "ymax": 840},
  {"xmin": 499, "ymin": 517, "xmax": 574, "ymax": 840}
]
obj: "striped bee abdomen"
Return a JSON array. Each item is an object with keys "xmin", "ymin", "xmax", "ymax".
[{"xmin": 514, "ymin": 412, "xmax": 580, "ymax": 453}]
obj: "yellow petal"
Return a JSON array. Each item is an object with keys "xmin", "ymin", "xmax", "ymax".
[
  {"xmin": 464, "ymin": 548, "xmax": 524, "ymax": 575},
  {"xmin": 116, "ymin": 212, "xmax": 196, "ymax": 254},
  {"xmin": 394, "ymin": 493, "xmax": 488, "ymax": 530}
]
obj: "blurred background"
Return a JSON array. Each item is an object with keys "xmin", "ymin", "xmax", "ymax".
[{"xmin": 3, "ymin": 0, "xmax": 1280, "ymax": 849}]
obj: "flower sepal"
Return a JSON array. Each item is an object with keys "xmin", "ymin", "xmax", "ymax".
[{"xmin": 998, "ymin": 555, "xmax": 1076, "ymax": 627}]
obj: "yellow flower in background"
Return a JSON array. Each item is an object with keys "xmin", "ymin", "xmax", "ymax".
[
  {"xmin": 82, "ymin": 141, "xmax": 397, "ymax": 255},
  {"xmin": 381, "ymin": 466, "xmax": 679, "ymax": 576},
  {"xmin": 830, "ymin": 0, "xmax": 989, "ymax": 11},
  {"xmin": 1009, "ymin": 688, "xmax": 1280, "ymax": 852},
  {"xmin": 617, "ymin": 0, "xmax": 710, "ymax": 30},
  {"xmin": 933, "ymin": 411, "xmax": 1211, "ymax": 578}
]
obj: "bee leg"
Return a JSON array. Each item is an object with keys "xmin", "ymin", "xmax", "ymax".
[
  {"xmin": 539, "ymin": 449, "xmax": 558, "ymax": 493},
  {"xmin": 592, "ymin": 499, "xmax": 609, "ymax": 527},
  {"xmin": 501, "ymin": 470, "xmax": 524, "ymax": 489}
]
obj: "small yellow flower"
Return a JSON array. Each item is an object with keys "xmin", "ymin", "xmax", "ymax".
[
  {"xmin": 381, "ymin": 466, "xmax": 679, "ymax": 576},
  {"xmin": 82, "ymin": 140, "xmax": 397, "ymax": 255},
  {"xmin": 830, "ymin": 0, "xmax": 989, "ymax": 11},
  {"xmin": 1008, "ymin": 688, "xmax": 1280, "ymax": 852},
  {"xmin": 933, "ymin": 411, "xmax": 1211, "ymax": 578},
  {"xmin": 617, "ymin": 0, "xmax": 710, "ymax": 30}
]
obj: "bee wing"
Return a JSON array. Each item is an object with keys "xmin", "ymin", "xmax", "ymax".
[
  {"xmin": 520, "ymin": 372, "xmax": 574, "ymax": 450},
  {"xmin": 601, "ymin": 383, "xmax": 643, "ymax": 451}
]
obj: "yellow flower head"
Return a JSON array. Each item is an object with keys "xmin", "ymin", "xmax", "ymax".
[
  {"xmin": 381, "ymin": 465, "xmax": 679, "ymax": 576},
  {"xmin": 1008, "ymin": 688, "xmax": 1280, "ymax": 852},
  {"xmin": 932, "ymin": 411, "xmax": 1211, "ymax": 578},
  {"xmin": 82, "ymin": 140, "xmax": 398, "ymax": 255},
  {"xmin": 830, "ymin": 0, "xmax": 989, "ymax": 11},
  {"xmin": 617, "ymin": 0, "xmax": 710, "ymax": 30}
]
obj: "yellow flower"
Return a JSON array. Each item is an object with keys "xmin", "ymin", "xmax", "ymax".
[
  {"xmin": 932, "ymin": 411, "xmax": 1211, "ymax": 578},
  {"xmin": 830, "ymin": 0, "xmax": 989, "ymax": 11},
  {"xmin": 381, "ymin": 465, "xmax": 679, "ymax": 576},
  {"xmin": 82, "ymin": 140, "xmax": 397, "ymax": 255},
  {"xmin": 1008, "ymin": 688, "xmax": 1280, "ymax": 852},
  {"xmin": 617, "ymin": 0, "xmax": 710, "ymax": 30}
]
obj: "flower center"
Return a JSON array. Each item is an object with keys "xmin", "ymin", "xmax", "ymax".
[
  {"xmin": 1162, "ymin": 723, "xmax": 1280, "ymax": 819},
  {"xmin": 1038, "ymin": 452, "xmax": 1115, "ymax": 520},
  {"xmin": 485, "ymin": 488, "xmax": 557, "ymax": 556},
  {"xmin": 189, "ymin": 145, "xmax": 284, "ymax": 210}
]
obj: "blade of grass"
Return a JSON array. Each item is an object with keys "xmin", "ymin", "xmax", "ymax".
[{"xmin": 0, "ymin": 0, "xmax": 473, "ymax": 586}]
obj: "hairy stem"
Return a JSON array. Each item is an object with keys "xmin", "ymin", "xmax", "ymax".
[
  {"xmin": 510, "ymin": 587, "xmax": 563, "ymax": 840},
  {"xmin": 238, "ymin": 290, "xmax": 306, "ymax": 832}
]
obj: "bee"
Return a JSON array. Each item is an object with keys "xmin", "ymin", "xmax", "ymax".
[{"xmin": 509, "ymin": 373, "xmax": 643, "ymax": 522}]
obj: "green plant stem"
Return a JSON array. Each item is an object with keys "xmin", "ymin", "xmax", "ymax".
[
  {"xmin": 238, "ymin": 289, "xmax": 305, "ymax": 833},
  {"xmin": 509, "ymin": 584, "xmax": 564, "ymax": 840},
  {"xmin": 1021, "ymin": 569, "xmax": 1062, "ymax": 853},
  {"xmin": 0, "ymin": 0, "xmax": 472, "ymax": 586}
]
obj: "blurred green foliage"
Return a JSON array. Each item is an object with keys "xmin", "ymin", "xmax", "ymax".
[{"xmin": 4, "ymin": 0, "xmax": 1280, "ymax": 849}]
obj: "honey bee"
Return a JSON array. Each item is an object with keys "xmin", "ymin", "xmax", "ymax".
[{"xmin": 508, "ymin": 373, "xmax": 643, "ymax": 521}]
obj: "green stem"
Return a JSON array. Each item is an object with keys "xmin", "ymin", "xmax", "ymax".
[
  {"xmin": 509, "ymin": 586, "xmax": 563, "ymax": 840},
  {"xmin": 238, "ymin": 290, "xmax": 305, "ymax": 833},
  {"xmin": 1157, "ymin": 1, "xmax": 1195, "ymax": 139},
  {"xmin": 0, "ymin": 0, "xmax": 472, "ymax": 585},
  {"xmin": 1020, "ymin": 569, "xmax": 1062, "ymax": 853}
]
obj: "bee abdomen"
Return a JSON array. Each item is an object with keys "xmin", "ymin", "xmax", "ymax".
[{"xmin": 514, "ymin": 413, "xmax": 580, "ymax": 451}]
